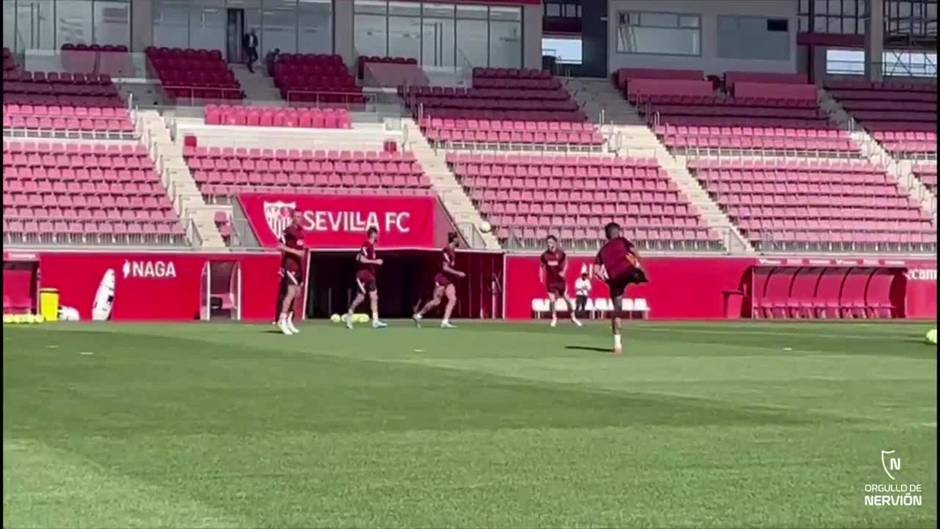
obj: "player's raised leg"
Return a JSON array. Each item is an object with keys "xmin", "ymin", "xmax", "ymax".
[
  {"xmin": 441, "ymin": 284, "xmax": 458, "ymax": 328},
  {"xmin": 414, "ymin": 285, "xmax": 444, "ymax": 326},
  {"xmin": 344, "ymin": 284, "xmax": 367, "ymax": 329}
]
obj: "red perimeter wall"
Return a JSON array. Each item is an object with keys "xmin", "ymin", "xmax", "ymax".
[{"xmin": 4, "ymin": 252, "xmax": 935, "ymax": 322}]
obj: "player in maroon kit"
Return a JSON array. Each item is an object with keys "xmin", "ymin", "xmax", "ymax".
[
  {"xmin": 277, "ymin": 210, "xmax": 306, "ymax": 336},
  {"xmin": 593, "ymin": 222, "xmax": 648, "ymax": 355},
  {"xmin": 413, "ymin": 233, "xmax": 464, "ymax": 328},
  {"xmin": 540, "ymin": 235, "xmax": 582, "ymax": 328},
  {"xmin": 343, "ymin": 227, "xmax": 388, "ymax": 329}
]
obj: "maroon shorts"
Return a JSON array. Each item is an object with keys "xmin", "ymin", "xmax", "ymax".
[
  {"xmin": 546, "ymin": 280, "xmax": 566, "ymax": 296},
  {"xmin": 434, "ymin": 272, "xmax": 452, "ymax": 287},
  {"xmin": 356, "ymin": 270, "xmax": 377, "ymax": 293},
  {"xmin": 607, "ymin": 276, "xmax": 630, "ymax": 300},
  {"xmin": 281, "ymin": 263, "xmax": 303, "ymax": 287}
]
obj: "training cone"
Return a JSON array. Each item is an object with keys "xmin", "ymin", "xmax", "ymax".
[{"xmin": 927, "ymin": 329, "xmax": 937, "ymax": 345}]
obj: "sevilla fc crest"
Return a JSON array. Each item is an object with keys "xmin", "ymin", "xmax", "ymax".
[{"xmin": 264, "ymin": 201, "xmax": 296, "ymax": 238}]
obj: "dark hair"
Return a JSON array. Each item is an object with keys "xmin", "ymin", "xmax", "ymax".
[
  {"xmin": 448, "ymin": 232, "xmax": 459, "ymax": 244},
  {"xmin": 367, "ymin": 227, "xmax": 378, "ymax": 236},
  {"xmin": 604, "ymin": 222, "xmax": 621, "ymax": 240},
  {"xmin": 546, "ymin": 234, "xmax": 557, "ymax": 243}
]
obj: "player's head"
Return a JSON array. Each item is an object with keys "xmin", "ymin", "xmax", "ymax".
[
  {"xmin": 291, "ymin": 209, "xmax": 303, "ymax": 227},
  {"xmin": 604, "ymin": 222, "xmax": 621, "ymax": 240},
  {"xmin": 448, "ymin": 232, "xmax": 459, "ymax": 248},
  {"xmin": 545, "ymin": 235, "xmax": 558, "ymax": 250},
  {"xmin": 367, "ymin": 227, "xmax": 379, "ymax": 243}
]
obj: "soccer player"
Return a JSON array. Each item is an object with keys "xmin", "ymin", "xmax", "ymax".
[
  {"xmin": 276, "ymin": 210, "xmax": 305, "ymax": 336},
  {"xmin": 343, "ymin": 227, "xmax": 388, "ymax": 329},
  {"xmin": 540, "ymin": 235, "xmax": 582, "ymax": 328},
  {"xmin": 413, "ymin": 233, "xmax": 464, "ymax": 328},
  {"xmin": 593, "ymin": 222, "xmax": 648, "ymax": 355}
]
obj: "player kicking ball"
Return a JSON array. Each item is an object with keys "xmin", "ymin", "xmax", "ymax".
[
  {"xmin": 540, "ymin": 235, "xmax": 582, "ymax": 328},
  {"xmin": 413, "ymin": 233, "xmax": 464, "ymax": 329},
  {"xmin": 276, "ymin": 210, "xmax": 305, "ymax": 336},
  {"xmin": 344, "ymin": 227, "xmax": 388, "ymax": 329},
  {"xmin": 593, "ymin": 222, "xmax": 648, "ymax": 355}
]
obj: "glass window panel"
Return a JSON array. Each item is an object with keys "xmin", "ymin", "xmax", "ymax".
[
  {"xmin": 422, "ymin": 4, "xmax": 455, "ymax": 67},
  {"xmin": 546, "ymin": 3, "xmax": 560, "ymax": 17},
  {"xmin": 355, "ymin": 13, "xmax": 387, "ymax": 56},
  {"xmin": 423, "ymin": 2, "xmax": 454, "ymax": 18},
  {"xmin": 4, "ymin": 0, "xmax": 15, "ymax": 50},
  {"xmin": 94, "ymin": 1, "xmax": 131, "ymax": 47},
  {"xmin": 299, "ymin": 0, "xmax": 332, "ymax": 54},
  {"xmin": 153, "ymin": 0, "xmax": 191, "ymax": 48},
  {"xmin": 456, "ymin": 16, "xmax": 487, "ymax": 67},
  {"xmin": 618, "ymin": 26, "xmax": 700, "ymax": 55},
  {"xmin": 389, "ymin": 14, "xmax": 421, "ymax": 60},
  {"xmin": 489, "ymin": 20, "xmax": 522, "ymax": 68},
  {"xmin": 456, "ymin": 4, "xmax": 488, "ymax": 20},
  {"xmin": 389, "ymin": 1, "xmax": 420, "ymax": 17},
  {"xmin": 11, "ymin": 0, "xmax": 55, "ymax": 51},
  {"xmin": 640, "ymin": 12, "xmax": 678, "ymax": 27},
  {"xmin": 189, "ymin": 5, "xmax": 226, "ymax": 52},
  {"xmin": 355, "ymin": 0, "xmax": 387, "ymax": 16},
  {"xmin": 56, "ymin": 0, "xmax": 94, "ymax": 46},
  {"xmin": 490, "ymin": 6, "xmax": 521, "ymax": 21},
  {"xmin": 261, "ymin": 9, "xmax": 296, "ymax": 55},
  {"xmin": 679, "ymin": 15, "xmax": 699, "ymax": 28}
]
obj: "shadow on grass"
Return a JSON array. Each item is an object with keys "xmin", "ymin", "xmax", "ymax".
[{"xmin": 565, "ymin": 345, "xmax": 613, "ymax": 354}]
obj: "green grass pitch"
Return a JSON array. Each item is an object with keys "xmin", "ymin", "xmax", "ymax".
[{"xmin": 3, "ymin": 321, "xmax": 936, "ymax": 528}]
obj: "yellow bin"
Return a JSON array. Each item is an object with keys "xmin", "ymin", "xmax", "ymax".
[{"xmin": 39, "ymin": 288, "xmax": 59, "ymax": 322}]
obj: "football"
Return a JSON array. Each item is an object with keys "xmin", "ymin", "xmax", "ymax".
[{"xmin": 330, "ymin": 314, "xmax": 341, "ymax": 323}]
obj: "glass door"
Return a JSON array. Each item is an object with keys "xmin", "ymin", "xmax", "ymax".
[{"xmin": 225, "ymin": 8, "xmax": 245, "ymax": 63}]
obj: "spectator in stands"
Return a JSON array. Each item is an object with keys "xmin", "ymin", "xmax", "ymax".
[
  {"xmin": 575, "ymin": 270, "xmax": 591, "ymax": 318},
  {"xmin": 264, "ymin": 48, "xmax": 280, "ymax": 77},
  {"xmin": 243, "ymin": 29, "xmax": 259, "ymax": 73}
]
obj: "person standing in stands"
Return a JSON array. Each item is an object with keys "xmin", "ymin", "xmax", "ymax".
[
  {"xmin": 574, "ymin": 268, "xmax": 592, "ymax": 319},
  {"xmin": 264, "ymin": 47, "xmax": 280, "ymax": 77},
  {"xmin": 243, "ymin": 29, "xmax": 259, "ymax": 73}
]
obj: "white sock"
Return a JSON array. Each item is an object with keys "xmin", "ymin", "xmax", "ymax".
[
  {"xmin": 614, "ymin": 334, "xmax": 622, "ymax": 349},
  {"xmin": 372, "ymin": 311, "xmax": 379, "ymax": 321},
  {"xmin": 278, "ymin": 312, "xmax": 287, "ymax": 323},
  {"xmin": 288, "ymin": 311, "xmax": 293, "ymax": 322}
]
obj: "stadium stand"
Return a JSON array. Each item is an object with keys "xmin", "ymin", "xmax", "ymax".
[
  {"xmin": 2, "ymin": 65, "xmax": 134, "ymax": 136},
  {"xmin": 184, "ymin": 146, "xmax": 430, "ymax": 201},
  {"xmin": 447, "ymin": 153, "xmax": 722, "ymax": 251},
  {"xmin": 272, "ymin": 53, "xmax": 365, "ymax": 106},
  {"xmin": 3, "ymin": 47, "xmax": 17, "ymax": 71},
  {"xmin": 622, "ymin": 72, "xmax": 857, "ymax": 156},
  {"xmin": 357, "ymin": 55, "xmax": 417, "ymax": 78},
  {"xmin": 203, "ymin": 105, "xmax": 352, "ymax": 129},
  {"xmin": 145, "ymin": 47, "xmax": 244, "ymax": 103},
  {"xmin": 687, "ymin": 157, "xmax": 936, "ymax": 252},
  {"xmin": 824, "ymin": 79, "xmax": 937, "ymax": 157},
  {"xmin": 2, "ymin": 140, "xmax": 187, "ymax": 245},
  {"xmin": 405, "ymin": 67, "xmax": 604, "ymax": 149}
]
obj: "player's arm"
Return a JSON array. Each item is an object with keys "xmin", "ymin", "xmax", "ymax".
[
  {"xmin": 356, "ymin": 250, "xmax": 383, "ymax": 266},
  {"xmin": 443, "ymin": 262, "xmax": 465, "ymax": 278},
  {"xmin": 627, "ymin": 248, "xmax": 642, "ymax": 269}
]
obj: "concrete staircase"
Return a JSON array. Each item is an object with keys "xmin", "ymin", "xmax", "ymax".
[
  {"xmin": 820, "ymin": 90, "xmax": 937, "ymax": 220},
  {"xmin": 402, "ymin": 119, "xmax": 501, "ymax": 250},
  {"xmin": 230, "ymin": 64, "xmax": 285, "ymax": 107},
  {"xmin": 607, "ymin": 122, "xmax": 755, "ymax": 255},
  {"xmin": 135, "ymin": 110, "xmax": 226, "ymax": 248},
  {"xmin": 563, "ymin": 78, "xmax": 645, "ymax": 126}
]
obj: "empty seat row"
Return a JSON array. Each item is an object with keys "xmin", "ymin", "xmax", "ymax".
[
  {"xmin": 184, "ymin": 145, "xmax": 416, "ymax": 162},
  {"xmin": 3, "ymin": 114, "xmax": 134, "ymax": 133},
  {"xmin": 5, "ymin": 167, "xmax": 159, "ymax": 183},
  {"xmin": 147, "ymin": 47, "xmax": 243, "ymax": 102},
  {"xmin": 5, "ymin": 152, "xmax": 151, "ymax": 168},
  {"xmin": 187, "ymin": 157, "xmax": 420, "ymax": 174},
  {"xmin": 204, "ymin": 105, "xmax": 352, "ymax": 129}
]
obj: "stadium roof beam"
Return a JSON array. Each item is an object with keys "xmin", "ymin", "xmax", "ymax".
[{"xmin": 866, "ymin": 0, "xmax": 886, "ymax": 81}]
